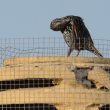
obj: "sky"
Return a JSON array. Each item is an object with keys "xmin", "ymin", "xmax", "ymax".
[{"xmin": 0, "ymin": 0, "xmax": 110, "ymax": 39}]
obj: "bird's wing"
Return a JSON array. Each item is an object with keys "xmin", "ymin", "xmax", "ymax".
[
  {"xmin": 71, "ymin": 16, "xmax": 94, "ymax": 44},
  {"xmin": 73, "ymin": 22, "xmax": 78, "ymax": 38},
  {"xmin": 72, "ymin": 16, "xmax": 84, "ymax": 38}
]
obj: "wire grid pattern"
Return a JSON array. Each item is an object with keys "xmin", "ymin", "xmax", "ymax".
[
  {"xmin": 0, "ymin": 37, "xmax": 110, "ymax": 64},
  {"xmin": 0, "ymin": 37, "xmax": 110, "ymax": 110}
]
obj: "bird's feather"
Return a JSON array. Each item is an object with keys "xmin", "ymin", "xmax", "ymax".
[{"xmin": 50, "ymin": 15, "xmax": 103, "ymax": 57}]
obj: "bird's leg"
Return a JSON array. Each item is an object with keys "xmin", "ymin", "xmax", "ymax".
[
  {"xmin": 76, "ymin": 51, "xmax": 80, "ymax": 56},
  {"xmin": 67, "ymin": 48, "xmax": 73, "ymax": 57}
]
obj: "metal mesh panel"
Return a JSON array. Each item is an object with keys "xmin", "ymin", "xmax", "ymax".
[{"xmin": 0, "ymin": 37, "xmax": 110, "ymax": 110}]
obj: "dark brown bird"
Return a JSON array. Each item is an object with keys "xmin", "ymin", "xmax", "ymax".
[{"xmin": 50, "ymin": 15, "xmax": 103, "ymax": 57}]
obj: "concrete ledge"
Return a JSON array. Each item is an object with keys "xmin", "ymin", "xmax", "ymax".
[
  {"xmin": 4, "ymin": 56, "xmax": 110, "ymax": 67},
  {"xmin": 0, "ymin": 56, "xmax": 110, "ymax": 110}
]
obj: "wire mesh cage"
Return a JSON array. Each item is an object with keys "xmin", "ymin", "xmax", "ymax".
[{"xmin": 0, "ymin": 37, "xmax": 110, "ymax": 110}]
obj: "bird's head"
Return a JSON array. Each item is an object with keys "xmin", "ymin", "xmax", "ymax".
[{"xmin": 50, "ymin": 16, "xmax": 71, "ymax": 31}]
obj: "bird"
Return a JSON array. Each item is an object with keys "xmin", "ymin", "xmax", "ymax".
[{"xmin": 50, "ymin": 15, "xmax": 103, "ymax": 57}]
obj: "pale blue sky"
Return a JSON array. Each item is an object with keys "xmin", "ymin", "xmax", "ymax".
[{"xmin": 0, "ymin": 0, "xmax": 109, "ymax": 39}]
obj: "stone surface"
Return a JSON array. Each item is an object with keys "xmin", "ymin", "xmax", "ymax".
[{"xmin": 0, "ymin": 56, "xmax": 110, "ymax": 110}]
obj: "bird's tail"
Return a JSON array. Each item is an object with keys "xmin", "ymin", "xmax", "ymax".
[{"xmin": 90, "ymin": 46, "xmax": 103, "ymax": 57}]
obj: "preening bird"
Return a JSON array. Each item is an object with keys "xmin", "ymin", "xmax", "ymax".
[{"xmin": 50, "ymin": 15, "xmax": 103, "ymax": 57}]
